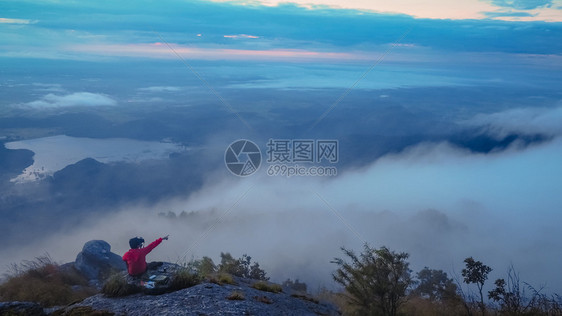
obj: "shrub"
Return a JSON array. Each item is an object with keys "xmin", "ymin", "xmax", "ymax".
[
  {"xmin": 414, "ymin": 267, "xmax": 458, "ymax": 302},
  {"xmin": 487, "ymin": 265, "xmax": 562, "ymax": 315},
  {"xmin": 332, "ymin": 244, "xmax": 412, "ymax": 316},
  {"xmin": 187, "ymin": 256, "xmax": 216, "ymax": 278},
  {"xmin": 101, "ymin": 274, "xmax": 139, "ymax": 297},
  {"xmin": 198, "ymin": 257, "xmax": 217, "ymax": 278},
  {"xmin": 188, "ymin": 252, "xmax": 268, "ymax": 281},
  {"xmin": 226, "ymin": 291, "xmax": 245, "ymax": 300},
  {"xmin": 169, "ymin": 269, "xmax": 201, "ymax": 291},
  {"xmin": 0, "ymin": 256, "xmax": 96, "ymax": 307},
  {"xmin": 252, "ymin": 281, "xmax": 282, "ymax": 293},
  {"xmin": 218, "ymin": 253, "xmax": 269, "ymax": 281}
]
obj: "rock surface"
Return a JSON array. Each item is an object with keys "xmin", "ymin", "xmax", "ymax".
[
  {"xmin": 61, "ymin": 278, "xmax": 339, "ymax": 316},
  {"xmin": 3, "ymin": 241, "xmax": 340, "ymax": 315},
  {"xmin": 74, "ymin": 240, "xmax": 126, "ymax": 281},
  {"xmin": 0, "ymin": 301, "xmax": 45, "ymax": 316}
]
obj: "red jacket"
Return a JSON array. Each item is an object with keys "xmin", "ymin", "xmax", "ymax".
[{"xmin": 122, "ymin": 238, "xmax": 162, "ymax": 276}]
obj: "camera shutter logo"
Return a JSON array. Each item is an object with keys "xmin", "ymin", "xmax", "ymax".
[{"xmin": 225, "ymin": 139, "xmax": 262, "ymax": 176}]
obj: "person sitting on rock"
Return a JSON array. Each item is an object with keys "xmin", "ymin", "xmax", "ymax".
[{"xmin": 123, "ymin": 235, "xmax": 168, "ymax": 276}]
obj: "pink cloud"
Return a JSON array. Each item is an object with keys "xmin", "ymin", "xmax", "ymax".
[
  {"xmin": 69, "ymin": 43, "xmax": 356, "ymax": 62},
  {"xmin": 208, "ymin": 0, "xmax": 562, "ymax": 22},
  {"xmin": 224, "ymin": 34, "xmax": 260, "ymax": 39},
  {"xmin": 61, "ymin": 42, "xmax": 562, "ymax": 67},
  {"xmin": 0, "ymin": 17, "xmax": 36, "ymax": 24}
]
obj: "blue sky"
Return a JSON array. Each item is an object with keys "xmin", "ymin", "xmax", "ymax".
[
  {"xmin": 1, "ymin": 0, "xmax": 561, "ymax": 94},
  {"xmin": 1, "ymin": 0, "xmax": 561, "ymax": 59},
  {"xmin": 209, "ymin": 0, "xmax": 562, "ymax": 20}
]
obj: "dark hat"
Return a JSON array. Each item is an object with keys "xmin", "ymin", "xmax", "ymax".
[{"xmin": 129, "ymin": 237, "xmax": 145, "ymax": 249}]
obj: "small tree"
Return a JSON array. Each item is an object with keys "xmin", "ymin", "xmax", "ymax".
[
  {"xmin": 462, "ymin": 257, "xmax": 492, "ymax": 315},
  {"xmin": 414, "ymin": 267, "xmax": 458, "ymax": 302},
  {"xmin": 218, "ymin": 252, "xmax": 243, "ymax": 276},
  {"xmin": 332, "ymin": 244, "xmax": 412, "ymax": 316},
  {"xmin": 248, "ymin": 260, "xmax": 268, "ymax": 281}
]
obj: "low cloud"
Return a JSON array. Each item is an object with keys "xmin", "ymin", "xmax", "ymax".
[
  {"xmin": 32, "ymin": 83, "xmax": 65, "ymax": 93},
  {"xmin": 3, "ymin": 132, "xmax": 561, "ymax": 293},
  {"xmin": 484, "ymin": 10, "xmax": 536, "ymax": 17},
  {"xmin": 490, "ymin": 0, "xmax": 552, "ymax": 10},
  {"xmin": 462, "ymin": 105, "xmax": 562, "ymax": 139},
  {"xmin": 25, "ymin": 92, "xmax": 117, "ymax": 108}
]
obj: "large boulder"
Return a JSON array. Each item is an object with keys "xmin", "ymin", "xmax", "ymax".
[{"xmin": 74, "ymin": 240, "xmax": 126, "ymax": 281}]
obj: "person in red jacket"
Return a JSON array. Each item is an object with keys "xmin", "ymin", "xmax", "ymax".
[{"xmin": 123, "ymin": 235, "xmax": 168, "ymax": 276}]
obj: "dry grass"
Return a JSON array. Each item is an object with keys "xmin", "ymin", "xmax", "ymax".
[
  {"xmin": 226, "ymin": 290, "xmax": 245, "ymax": 300},
  {"xmin": 169, "ymin": 269, "xmax": 201, "ymax": 291},
  {"xmin": 0, "ymin": 256, "xmax": 97, "ymax": 307},
  {"xmin": 208, "ymin": 273, "xmax": 236, "ymax": 286},
  {"xmin": 218, "ymin": 273, "xmax": 236, "ymax": 285},
  {"xmin": 253, "ymin": 295, "xmax": 273, "ymax": 304},
  {"xmin": 400, "ymin": 296, "xmax": 467, "ymax": 316},
  {"xmin": 291, "ymin": 293, "xmax": 319, "ymax": 304},
  {"xmin": 252, "ymin": 281, "xmax": 282, "ymax": 293},
  {"xmin": 316, "ymin": 288, "xmax": 352, "ymax": 315},
  {"xmin": 317, "ymin": 288, "xmax": 469, "ymax": 316},
  {"xmin": 101, "ymin": 274, "xmax": 139, "ymax": 298}
]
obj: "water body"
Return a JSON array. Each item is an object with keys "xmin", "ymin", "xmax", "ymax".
[{"xmin": 5, "ymin": 135, "xmax": 186, "ymax": 183}]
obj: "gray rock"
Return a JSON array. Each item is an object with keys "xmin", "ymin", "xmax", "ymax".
[
  {"xmin": 124, "ymin": 262, "xmax": 184, "ymax": 295},
  {"xmin": 0, "ymin": 301, "xmax": 45, "ymax": 316},
  {"xmin": 61, "ymin": 277, "xmax": 340, "ymax": 316},
  {"xmin": 74, "ymin": 240, "xmax": 126, "ymax": 281}
]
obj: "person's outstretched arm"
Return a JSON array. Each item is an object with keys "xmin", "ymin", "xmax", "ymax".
[{"xmin": 141, "ymin": 236, "xmax": 168, "ymax": 254}]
